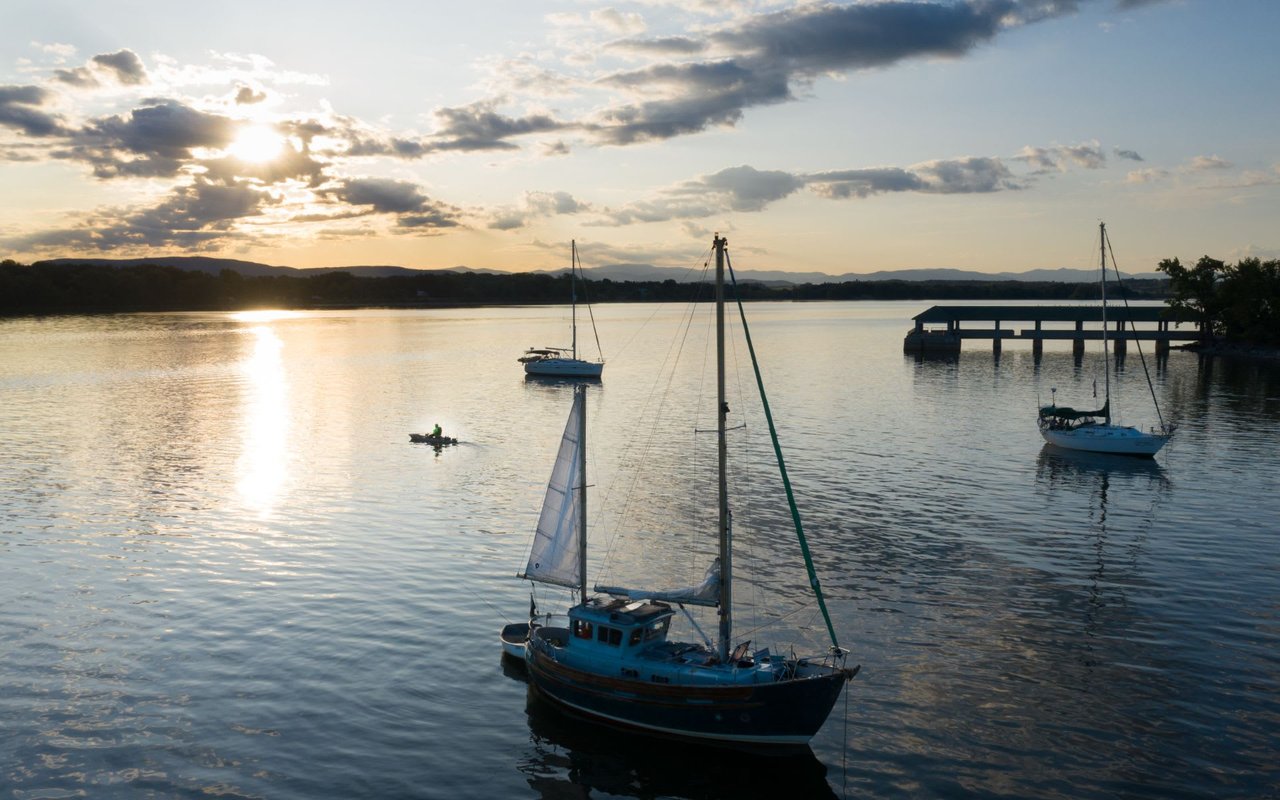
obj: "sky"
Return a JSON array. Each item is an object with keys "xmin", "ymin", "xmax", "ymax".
[{"xmin": 1, "ymin": 0, "xmax": 1277, "ymax": 276}]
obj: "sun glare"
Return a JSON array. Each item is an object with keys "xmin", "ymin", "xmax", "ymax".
[{"xmin": 228, "ymin": 124, "xmax": 285, "ymax": 162}]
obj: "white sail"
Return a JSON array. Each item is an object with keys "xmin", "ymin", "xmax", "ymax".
[
  {"xmin": 596, "ymin": 558, "xmax": 720, "ymax": 608},
  {"xmin": 520, "ymin": 389, "xmax": 584, "ymax": 588}
]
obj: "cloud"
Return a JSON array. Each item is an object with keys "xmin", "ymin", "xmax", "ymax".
[
  {"xmin": 62, "ymin": 100, "xmax": 238, "ymax": 178},
  {"xmin": 200, "ymin": 141, "xmax": 329, "ymax": 188},
  {"xmin": 235, "ymin": 85, "xmax": 268, "ymax": 105},
  {"xmin": 430, "ymin": 101, "xmax": 570, "ymax": 151},
  {"xmin": 594, "ymin": 152, "xmax": 1035, "ymax": 225},
  {"xmin": 330, "ymin": 177, "xmax": 461, "ymax": 230},
  {"xmin": 92, "ymin": 50, "xmax": 148, "ymax": 85},
  {"xmin": 592, "ymin": 8, "xmax": 646, "ymax": 35},
  {"xmin": 1013, "ymin": 141, "xmax": 1106, "ymax": 172},
  {"xmin": 607, "ymin": 36, "xmax": 707, "ymax": 57},
  {"xmin": 488, "ymin": 190, "xmax": 592, "ymax": 230},
  {"xmin": 590, "ymin": 0, "xmax": 1042, "ymax": 144},
  {"xmin": 1115, "ymin": 148, "xmax": 1143, "ymax": 162},
  {"xmin": 1124, "ymin": 168, "xmax": 1168, "ymax": 184},
  {"xmin": 1186, "ymin": 155, "xmax": 1232, "ymax": 171},
  {"xmin": 32, "ymin": 42, "xmax": 77, "ymax": 61},
  {"xmin": 809, "ymin": 157, "xmax": 1023, "ymax": 197},
  {"xmin": 688, "ymin": 165, "xmax": 806, "ymax": 211},
  {"xmin": 53, "ymin": 49, "xmax": 148, "ymax": 88},
  {"xmin": 806, "ymin": 167, "xmax": 926, "ymax": 198},
  {"xmin": 0, "ymin": 85, "xmax": 66, "ymax": 136},
  {"xmin": 7, "ymin": 179, "xmax": 273, "ymax": 252},
  {"xmin": 594, "ymin": 60, "xmax": 790, "ymax": 144}
]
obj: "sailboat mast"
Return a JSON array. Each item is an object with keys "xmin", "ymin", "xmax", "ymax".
[
  {"xmin": 713, "ymin": 235, "xmax": 732, "ymax": 662},
  {"xmin": 571, "ymin": 240, "xmax": 578, "ymax": 360},
  {"xmin": 1100, "ymin": 222, "xmax": 1112, "ymax": 426},
  {"xmin": 577, "ymin": 383, "xmax": 588, "ymax": 600}
]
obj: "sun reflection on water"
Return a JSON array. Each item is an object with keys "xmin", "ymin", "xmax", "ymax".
[
  {"xmin": 236, "ymin": 324, "xmax": 289, "ymax": 515},
  {"xmin": 230, "ymin": 310, "xmax": 301, "ymax": 324}
]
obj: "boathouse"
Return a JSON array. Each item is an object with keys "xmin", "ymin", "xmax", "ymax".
[{"xmin": 904, "ymin": 305, "xmax": 1203, "ymax": 356}]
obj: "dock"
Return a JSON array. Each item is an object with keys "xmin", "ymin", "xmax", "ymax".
[{"xmin": 904, "ymin": 305, "xmax": 1203, "ymax": 357}]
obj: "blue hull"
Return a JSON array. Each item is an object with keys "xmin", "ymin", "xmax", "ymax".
[{"xmin": 525, "ymin": 645, "xmax": 851, "ymax": 746}]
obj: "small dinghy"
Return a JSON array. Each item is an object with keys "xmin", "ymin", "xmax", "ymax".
[
  {"xmin": 409, "ymin": 433, "xmax": 458, "ymax": 445},
  {"xmin": 500, "ymin": 622, "xmax": 535, "ymax": 659}
]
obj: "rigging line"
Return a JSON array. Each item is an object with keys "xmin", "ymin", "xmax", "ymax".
[
  {"xmin": 574, "ymin": 243, "xmax": 606, "ymax": 361},
  {"xmin": 731, "ymin": 599, "xmax": 821, "ymax": 641},
  {"xmin": 464, "ymin": 581, "xmax": 517, "ymax": 625},
  {"xmin": 1102, "ymin": 226, "xmax": 1168, "ymax": 431},
  {"xmin": 594, "ymin": 263, "xmax": 714, "ymax": 581},
  {"xmin": 606, "ymin": 248, "xmax": 715, "ymax": 363},
  {"xmin": 726, "ymin": 247, "xmax": 843, "ymax": 652}
]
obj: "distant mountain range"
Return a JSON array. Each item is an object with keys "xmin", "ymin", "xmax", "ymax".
[{"xmin": 37, "ymin": 256, "xmax": 1164, "ymax": 285}]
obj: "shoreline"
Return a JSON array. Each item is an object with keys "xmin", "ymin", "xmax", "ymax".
[{"xmin": 1175, "ymin": 341, "xmax": 1280, "ymax": 362}]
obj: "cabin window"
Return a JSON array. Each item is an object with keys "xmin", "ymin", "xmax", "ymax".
[
  {"xmin": 651, "ymin": 675, "xmax": 670, "ymax": 684},
  {"xmin": 644, "ymin": 619, "xmax": 669, "ymax": 642},
  {"xmin": 596, "ymin": 626, "xmax": 622, "ymax": 646},
  {"xmin": 621, "ymin": 668, "xmax": 639, "ymax": 678},
  {"xmin": 629, "ymin": 629, "xmax": 643, "ymax": 646},
  {"xmin": 573, "ymin": 621, "xmax": 593, "ymax": 639}
]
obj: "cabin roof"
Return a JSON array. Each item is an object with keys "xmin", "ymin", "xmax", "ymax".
[{"xmin": 577, "ymin": 597, "xmax": 673, "ymax": 625}]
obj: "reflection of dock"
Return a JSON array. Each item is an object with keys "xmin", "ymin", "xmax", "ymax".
[{"xmin": 904, "ymin": 305, "xmax": 1203, "ymax": 357}]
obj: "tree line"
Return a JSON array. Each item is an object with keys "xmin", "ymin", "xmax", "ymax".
[
  {"xmin": 0, "ymin": 258, "xmax": 1173, "ymax": 316},
  {"xmin": 1158, "ymin": 256, "xmax": 1280, "ymax": 347}
]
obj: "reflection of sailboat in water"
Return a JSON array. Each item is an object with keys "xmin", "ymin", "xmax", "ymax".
[
  {"xmin": 1035, "ymin": 448, "xmax": 1169, "ymax": 659},
  {"xmin": 517, "ymin": 688, "xmax": 837, "ymax": 799}
]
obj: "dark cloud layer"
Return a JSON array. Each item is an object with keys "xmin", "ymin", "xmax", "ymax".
[
  {"xmin": 592, "ymin": 0, "xmax": 1035, "ymax": 144},
  {"xmin": 430, "ymin": 102, "xmax": 568, "ymax": 151},
  {"xmin": 0, "ymin": 85, "xmax": 65, "ymax": 136},
  {"xmin": 61, "ymin": 100, "xmax": 238, "ymax": 178},
  {"xmin": 331, "ymin": 177, "xmax": 461, "ymax": 229}
]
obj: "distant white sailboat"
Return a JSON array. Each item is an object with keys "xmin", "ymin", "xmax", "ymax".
[
  {"xmin": 519, "ymin": 240, "xmax": 604, "ymax": 378},
  {"xmin": 505, "ymin": 235, "xmax": 856, "ymax": 747},
  {"xmin": 1038, "ymin": 223, "xmax": 1174, "ymax": 457}
]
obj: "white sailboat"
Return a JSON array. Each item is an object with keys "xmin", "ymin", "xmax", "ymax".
[
  {"xmin": 519, "ymin": 240, "xmax": 604, "ymax": 378},
  {"xmin": 1038, "ymin": 222, "xmax": 1174, "ymax": 457},
  {"xmin": 504, "ymin": 235, "xmax": 856, "ymax": 747}
]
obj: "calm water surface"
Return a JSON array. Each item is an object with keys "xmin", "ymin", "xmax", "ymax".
[{"xmin": 1, "ymin": 302, "xmax": 1277, "ymax": 799}]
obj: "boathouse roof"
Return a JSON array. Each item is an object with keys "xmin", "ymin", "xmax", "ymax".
[{"xmin": 911, "ymin": 305, "xmax": 1197, "ymax": 324}]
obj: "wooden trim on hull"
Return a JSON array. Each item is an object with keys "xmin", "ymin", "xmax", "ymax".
[{"xmin": 526, "ymin": 646, "xmax": 848, "ymax": 744}]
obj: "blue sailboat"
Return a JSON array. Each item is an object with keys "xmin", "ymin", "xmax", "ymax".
[{"xmin": 505, "ymin": 235, "xmax": 856, "ymax": 747}]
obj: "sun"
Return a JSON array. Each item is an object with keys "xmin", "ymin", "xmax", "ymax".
[{"xmin": 228, "ymin": 124, "xmax": 285, "ymax": 163}]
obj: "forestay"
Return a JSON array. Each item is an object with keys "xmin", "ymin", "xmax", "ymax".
[{"xmin": 520, "ymin": 389, "xmax": 584, "ymax": 589}]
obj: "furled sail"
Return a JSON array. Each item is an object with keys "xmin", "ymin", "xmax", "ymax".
[
  {"xmin": 596, "ymin": 558, "xmax": 720, "ymax": 607},
  {"xmin": 1039, "ymin": 400, "xmax": 1109, "ymax": 421},
  {"xmin": 520, "ymin": 389, "xmax": 584, "ymax": 589}
]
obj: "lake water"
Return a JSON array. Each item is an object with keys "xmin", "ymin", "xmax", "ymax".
[{"xmin": 1, "ymin": 302, "xmax": 1277, "ymax": 799}]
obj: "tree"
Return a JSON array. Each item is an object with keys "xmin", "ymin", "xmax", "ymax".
[
  {"xmin": 1218, "ymin": 257, "xmax": 1280, "ymax": 346},
  {"xmin": 1158, "ymin": 255, "xmax": 1225, "ymax": 340}
]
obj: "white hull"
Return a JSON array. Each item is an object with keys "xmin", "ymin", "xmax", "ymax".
[
  {"xmin": 500, "ymin": 622, "xmax": 533, "ymax": 659},
  {"xmin": 1040, "ymin": 424, "xmax": 1169, "ymax": 457},
  {"xmin": 524, "ymin": 358, "xmax": 603, "ymax": 378}
]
